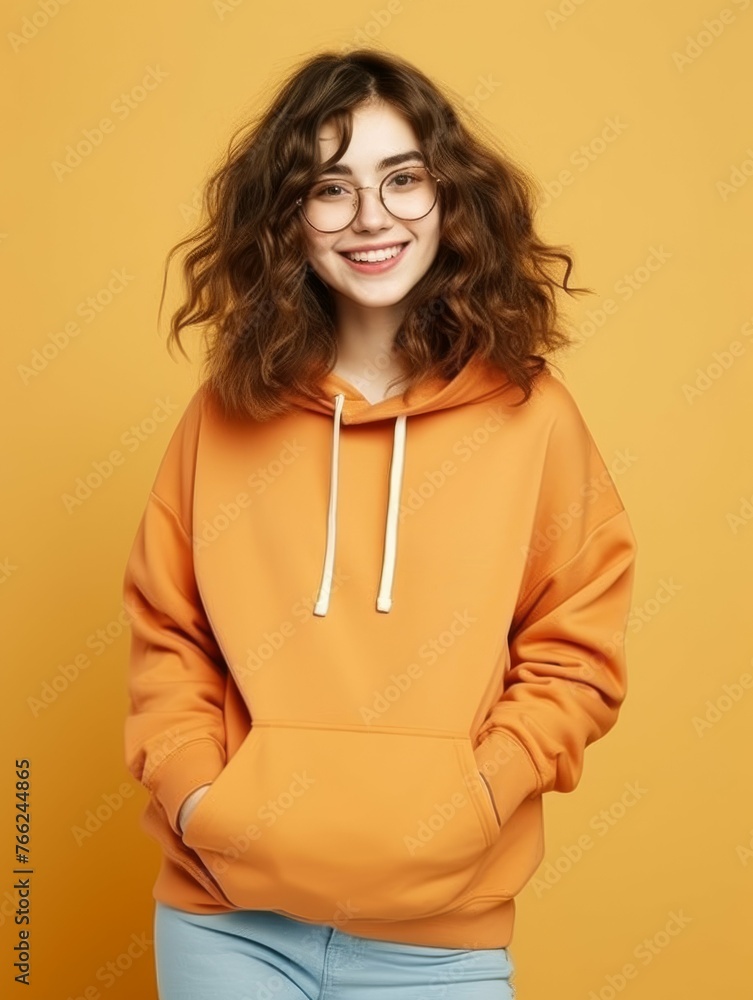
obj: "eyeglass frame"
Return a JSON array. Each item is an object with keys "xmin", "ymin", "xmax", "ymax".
[{"xmin": 295, "ymin": 164, "xmax": 443, "ymax": 233}]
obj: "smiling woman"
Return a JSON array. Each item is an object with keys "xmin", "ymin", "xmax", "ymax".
[
  {"xmin": 125, "ymin": 46, "xmax": 637, "ymax": 1000},
  {"xmin": 157, "ymin": 48, "xmax": 589, "ymax": 420},
  {"xmin": 297, "ymin": 101, "xmax": 444, "ymax": 387}
]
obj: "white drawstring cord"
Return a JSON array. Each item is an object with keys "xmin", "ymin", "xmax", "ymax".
[
  {"xmin": 312, "ymin": 393, "xmax": 344, "ymax": 617},
  {"xmin": 376, "ymin": 414, "xmax": 407, "ymax": 613},
  {"xmin": 313, "ymin": 396, "xmax": 407, "ymax": 617}
]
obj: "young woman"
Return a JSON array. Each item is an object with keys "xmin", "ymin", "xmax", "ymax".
[{"xmin": 123, "ymin": 48, "xmax": 638, "ymax": 999}]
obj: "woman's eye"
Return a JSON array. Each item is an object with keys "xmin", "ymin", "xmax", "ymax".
[
  {"xmin": 313, "ymin": 183, "xmax": 350, "ymax": 199},
  {"xmin": 388, "ymin": 172, "xmax": 419, "ymax": 187}
]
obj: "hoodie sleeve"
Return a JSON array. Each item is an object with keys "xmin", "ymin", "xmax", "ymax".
[
  {"xmin": 122, "ymin": 388, "xmax": 228, "ymax": 836},
  {"xmin": 473, "ymin": 377, "xmax": 638, "ymax": 830}
]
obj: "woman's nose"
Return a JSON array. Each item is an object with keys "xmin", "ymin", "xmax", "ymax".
[{"xmin": 352, "ymin": 186, "xmax": 392, "ymax": 228}]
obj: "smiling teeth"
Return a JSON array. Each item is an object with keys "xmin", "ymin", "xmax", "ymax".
[{"xmin": 345, "ymin": 244, "xmax": 404, "ymax": 262}]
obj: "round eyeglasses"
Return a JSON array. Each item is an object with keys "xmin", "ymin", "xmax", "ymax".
[{"xmin": 296, "ymin": 164, "xmax": 441, "ymax": 233}]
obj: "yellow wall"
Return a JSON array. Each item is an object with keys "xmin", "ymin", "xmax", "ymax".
[{"xmin": 3, "ymin": 0, "xmax": 751, "ymax": 996}]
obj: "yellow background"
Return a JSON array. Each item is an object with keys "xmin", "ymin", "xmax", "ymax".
[{"xmin": 3, "ymin": 0, "xmax": 752, "ymax": 996}]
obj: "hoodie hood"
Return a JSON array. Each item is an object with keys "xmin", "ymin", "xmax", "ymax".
[
  {"xmin": 288, "ymin": 353, "xmax": 516, "ymax": 425},
  {"xmin": 287, "ymin": 354, "xmax": 518, "ymax": 616}
]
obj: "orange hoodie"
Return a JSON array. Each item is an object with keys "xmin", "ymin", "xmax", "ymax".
[{"xmin": 123, "ymin": 354, "xmax": 637, "ymax": 950}]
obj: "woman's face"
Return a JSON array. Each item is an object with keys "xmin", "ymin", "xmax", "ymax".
[{"xmin": 300, "ymin": 101, "xmax": 442, "ymax": 313}]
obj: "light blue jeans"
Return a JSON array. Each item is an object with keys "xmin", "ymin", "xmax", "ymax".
[{"xmin": 154, "ymin": 902, "xmax": 516, "ymax": 999}]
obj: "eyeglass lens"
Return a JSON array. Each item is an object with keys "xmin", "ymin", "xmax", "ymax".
[{"xmin": 301, "ymin": 165, "xmax": 438, "ymax": 232}]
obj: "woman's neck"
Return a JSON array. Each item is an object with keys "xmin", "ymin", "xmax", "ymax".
[
  {"xmin": 332, "ymin": 300, "xmax": 408, "ymax": 403},
  {"xmin": 331, "ymin": 357, "xmax": 408, "ymax": 404}
]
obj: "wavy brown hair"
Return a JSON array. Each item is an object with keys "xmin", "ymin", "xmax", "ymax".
[{"xmin": 159, "ymin": 47, "xmax": 592, "ymax": 421}]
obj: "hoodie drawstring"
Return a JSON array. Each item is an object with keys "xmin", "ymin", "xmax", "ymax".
[{"xmin": 313, "ymin": 392, "xmax": 407, "ymax": 617}]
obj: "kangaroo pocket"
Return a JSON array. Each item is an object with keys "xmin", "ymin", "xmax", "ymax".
[{"xmin": 180, "ymin": 724, "xmax": 501, "ymax": 922}]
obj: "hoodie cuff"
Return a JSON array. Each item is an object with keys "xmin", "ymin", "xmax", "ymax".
[
  {"xmin": 473, "ymin": 730, "xmax": 540, "ymax": 829},
  {"xmin": 146, "ymin": 738, "xmax": 226, "ymax": 836}
]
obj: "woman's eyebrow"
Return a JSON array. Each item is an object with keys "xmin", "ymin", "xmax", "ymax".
[{"xmin": 317, "ymin": 150, "xmax": 426, "ymax": 176}]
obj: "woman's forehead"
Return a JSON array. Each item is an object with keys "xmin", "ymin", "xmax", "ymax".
[{"xmin": 314, "ymin": 105, "xmax": 421, "ymax": 170}]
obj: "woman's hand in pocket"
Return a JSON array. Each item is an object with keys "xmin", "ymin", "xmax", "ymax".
[{"xmin": 178, "ymin": 784, "xmax": 212, "ymax": 836}]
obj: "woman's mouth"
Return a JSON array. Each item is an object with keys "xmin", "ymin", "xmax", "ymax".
[{"xmin": 337, "ymin": 242, "xmax": 409, "ymax": 273}]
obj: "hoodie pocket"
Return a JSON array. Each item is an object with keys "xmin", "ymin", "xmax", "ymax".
[{"xmin": 181, "ymin": 724, "xmax": 498, "ymax": 922}]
